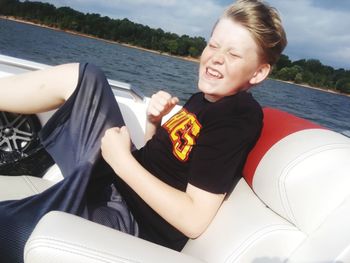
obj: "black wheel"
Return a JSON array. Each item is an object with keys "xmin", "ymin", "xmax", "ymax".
[{"xmin": 0, "ymin": 112, "xmax": 54, "ymax": 176}]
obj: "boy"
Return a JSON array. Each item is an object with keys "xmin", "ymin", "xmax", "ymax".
[{"xmin": 0, "ymin": 0, "xmax": 286, "ymax": 261}]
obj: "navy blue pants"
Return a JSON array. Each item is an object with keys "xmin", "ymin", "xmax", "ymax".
[{"xmin": 0, "ymin": 64, "xmax": 138, "ymax": 262}]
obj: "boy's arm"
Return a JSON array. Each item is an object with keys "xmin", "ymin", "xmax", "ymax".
[
  {"xmin": 144, "ymin": 91, "xmax": 179, "ymax": 143},
  {"xmin": 101, "ymin": 126, "xmax": 225, "ymax": 239},
  {"xmin": 0, "ymin": 63, "xmax": 79, "ymax": 114}
]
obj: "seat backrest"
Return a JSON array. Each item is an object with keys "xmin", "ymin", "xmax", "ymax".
[
  {"xmin": 244, "ymin": 108, "xmax": 350, "ymax": 234},
  {"xmin": 183, "ymin": 108, "xmax": 350, "ymax": 262}
]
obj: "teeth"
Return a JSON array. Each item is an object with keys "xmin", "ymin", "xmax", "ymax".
[{"xmin": 207, "ymin": 67, "xmax": 222, "ymax": 78}]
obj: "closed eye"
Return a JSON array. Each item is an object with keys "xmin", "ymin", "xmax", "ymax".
[
  {"xmin": 228, "ymin": 52, "xmax": 241, "ymax": 59},
  {"xmin": 208, "ymin": 42, "xmax": 219, "ymax": 49}
]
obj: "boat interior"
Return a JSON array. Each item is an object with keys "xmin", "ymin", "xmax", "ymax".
[{"xmin": 1, "ymin": 55, "xmax": 350, "ymax": 263}]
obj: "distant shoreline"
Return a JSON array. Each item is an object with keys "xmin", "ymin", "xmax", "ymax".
[
  {"xmin": 1, "ymin": 16, "xmax": 349, "ymax": 98},
  {"xmin": 0, "ymin": 16, "xmax": 199, "ymax": 64},
  {"xmin": 272, "ymin": 79, "xmax": 350, "ymax": 98}
]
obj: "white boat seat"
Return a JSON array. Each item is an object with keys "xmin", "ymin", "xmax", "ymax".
[
  {"xmin": 0, "ymin": 163, "xmax": 63, "ymax": 202},
  {"xmin": 1, "ymin": 107, "xmax": 350, "ymax": 263},
  {"xmin": 183, "ymin": 108, "xmax": 350, "ymax": 262},
  {"xmin": 0, "ymin": 175, "xmax": 55, "ymax": 202}
]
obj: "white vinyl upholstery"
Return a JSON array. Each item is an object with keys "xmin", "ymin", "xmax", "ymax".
[
  {"xmin": 0, "ymin": 175, "xmax": 55, "ymax": 202},
  {"xmin": 24, "ymin": 211, "xmax": 204, "ymax": 263},
  {"xmin": 182, "ymin": 128, "xmax": 350, "ymax": 263},
  {"xmin": 253, "ymin": 129, "xmax": 350, "ymax": 233},
  {"xmin": 287, "ymin": 194, "xmax": 350, "ymax": 262},
  {"xmin": 182, "ymin": 178, "xmax": 306, "ymax": 262},
  {"xmin": 117, "ymin": 98, "xmax": 147, "ymax": 149}
]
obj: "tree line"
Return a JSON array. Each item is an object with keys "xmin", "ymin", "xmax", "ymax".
[
  {"xmin": 271, "ymin": 55, "xmax": 350, "ymax": 94},
  {"xmin": 1, "ymin": 0, "xmax": 349, "ymax": 95},
  {"xmin": 0, "ymin": 0, "xmax": 206, "ymax": 58}
]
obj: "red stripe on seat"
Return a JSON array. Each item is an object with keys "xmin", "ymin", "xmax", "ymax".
[{"xmin": 243, "ymin": 108, "xmax": 323, "ymax": 187}]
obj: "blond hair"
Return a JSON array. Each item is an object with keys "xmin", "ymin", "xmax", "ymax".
[{"xmin": 221, "ymin": 0, "xmax": 287, "ymax": 66}]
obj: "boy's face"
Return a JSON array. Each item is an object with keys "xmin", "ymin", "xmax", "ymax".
[{"xmin": 198, "ymin": 18, "xmax": 264, "ymax": 102}]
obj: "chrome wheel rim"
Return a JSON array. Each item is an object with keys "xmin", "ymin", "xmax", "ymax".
[{"xmin": 0, "ymin": 112, "xmax": 36, "ymax": 153}]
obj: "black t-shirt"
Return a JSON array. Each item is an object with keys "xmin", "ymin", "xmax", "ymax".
[{"xmin": 115, "ymin": 91, "xmax": 263, "ymax": 251}]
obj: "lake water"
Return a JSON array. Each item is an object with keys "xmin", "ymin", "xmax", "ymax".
[{"xmin": 1, "ymin": 18, "xmax": 349, "ymax": 135}]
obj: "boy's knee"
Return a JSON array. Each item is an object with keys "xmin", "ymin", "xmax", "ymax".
[
  {"xmin": 83, "ymin": 63, "xmax": 108, "ymax": 85},
  {"xmin": 68, "ymin": 63, "xmax": 111, "ymax": 101}
]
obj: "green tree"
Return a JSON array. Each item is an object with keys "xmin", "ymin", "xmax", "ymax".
[
  {"xmin": 165, "ymin": 39, "xmax": 179, "ymax": 54},
  {"xmin": 336, "ymin": 78, "xmax": 350, "ymax": 93},
  {"xmin": 276, "ymin": 65, "xmax": 301, "ymax": 81},
  {"xmin": 189, "ymin": 46, "xmax": 200, "ymax": 57},
  {"xmin": 0, "ymin": 0, "xmax": 20, "ymax": 15},
  {"xmin": 293, "ymin": 59, "xmax": 307, "ymax": 68},
  {"xmin": 305, "ymin": 59, "xmax": 323, "ymax": 73},
  {"xmin": 302, "ymin": 70, "xmax": 314, "ymax": 83},
  {"xmin": 275, "ymin": 54, "xmax": 292, "ymax": 70},
  {"xmin": 294, "ymin": 73, "xmax": 303, "ymax": 84}
]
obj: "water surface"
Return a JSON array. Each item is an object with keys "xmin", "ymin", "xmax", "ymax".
[{"xmin": 1, "ymin": 19, "xmax": 349, "ymax": 134}]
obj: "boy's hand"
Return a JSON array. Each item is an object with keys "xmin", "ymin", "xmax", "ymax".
[
  {"xmin": 146, "ymin": 91, "xmax": 179, "ymax": 125},
  {"xmin": 101, "ymin": 126, "xmax": 132, "ymax": 172}
]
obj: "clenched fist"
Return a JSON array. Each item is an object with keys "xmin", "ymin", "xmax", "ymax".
[
  {"xmin": 101, "ymin": 126, "xmax": 132, "ymax": 172},
  {"xmin": 146, "ymin": 91, "xmax": 179, "ymax": 125}
]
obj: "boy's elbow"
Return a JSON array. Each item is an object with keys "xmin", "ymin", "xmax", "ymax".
[
  {"xmin": 183, "ymin": 222, "xmax": 208, "ymax": 239},
  {"xmin": 180, "ymin": 189, "xmax": 224, "ymax": 239},
  {"xmin": 186, "ymin": 230, "xmax": 203, "ymax": 239}
]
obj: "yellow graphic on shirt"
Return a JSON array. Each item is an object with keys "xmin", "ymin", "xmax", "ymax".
[{"xmin": 163, "ymin": 109, "xmax": 202, "ymax": 162}]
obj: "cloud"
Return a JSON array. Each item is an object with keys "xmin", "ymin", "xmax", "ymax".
[
  {"xmin": 310, "ymin": 0, "xmax": 350, "ymax": 12},
  {"xmin": 268, "ymin": 0, "xmax": 350, "ymax": 69}
]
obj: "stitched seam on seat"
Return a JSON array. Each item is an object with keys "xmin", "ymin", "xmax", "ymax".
[
  {"xmin": 22, "ymin": 176, "xmax": 40, "ymax": 194},
  {"xmin": 223, "ymin": 224, "xmax": 301, "ymax": 263},
  {"xmin": 25, "ymin": 244, "xmax": 134, "ymax": 263},
  {"xmin": 278, "ymin": 144, "xmax": 350, "ymax": 227},
  {"xmin": 25, "ymin": 236, "xmax": 141, "ymax": 263}
]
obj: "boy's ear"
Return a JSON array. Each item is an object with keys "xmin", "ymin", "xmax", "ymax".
[{"xmin": 249, "ymin": 63, "xmax": 271, "ymax": 85}]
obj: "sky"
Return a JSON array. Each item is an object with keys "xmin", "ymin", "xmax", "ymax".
[{"xmin": 37, "ymin": 0, "xmax": 350, "ymax": 70}]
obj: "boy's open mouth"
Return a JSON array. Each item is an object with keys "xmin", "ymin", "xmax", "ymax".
[{"xmin": 206, "ymin": 67, "xmax": 223, "ymax": 79}]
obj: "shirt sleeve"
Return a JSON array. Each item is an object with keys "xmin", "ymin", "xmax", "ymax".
[{"xmin": 188, "ymin": 111, "xmax": 261, "ymax": 194}]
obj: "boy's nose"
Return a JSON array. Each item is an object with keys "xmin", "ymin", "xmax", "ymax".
[{"xmin": 211, "ymin": 50, "xmax": 225, "ymax": 64}]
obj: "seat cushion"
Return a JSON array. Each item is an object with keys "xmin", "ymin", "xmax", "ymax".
[
  {"xmin": 252, "ymin": 129, "xmax": 350, "ymax": 233},
  {"xmin": 0, "ymin": 175, "xmax": 55, "ymax": 202},
  {"xmin": 182, "ymin": 178, "xmax": 305, "ymax": 262}
]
